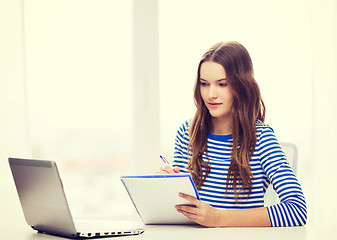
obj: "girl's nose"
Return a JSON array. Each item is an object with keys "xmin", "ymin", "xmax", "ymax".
[{"xmin": 208, "ymin": 85, "xmax": 218, "ymax": 99}]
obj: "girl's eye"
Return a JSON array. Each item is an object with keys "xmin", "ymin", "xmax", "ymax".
[
  {"xmin": 200, "ymin": 82, "xmax": 208, "ymax": 86},
  {"xmin": 219, "ymin": 83, "xmax": 228, "ymax": 87}
]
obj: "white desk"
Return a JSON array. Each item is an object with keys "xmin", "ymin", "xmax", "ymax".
[
  {"xmin": 1, "ymin": 167, "xmax": 335, "ymax": 240},
  {"xmin": 1, "ymin": 221, "xmax": 334, "ymax": 240}
]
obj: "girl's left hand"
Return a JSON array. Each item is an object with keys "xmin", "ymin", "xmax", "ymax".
[{"xmin": 175, "ymin": 192, "xmax": 222, "ymax": 227}]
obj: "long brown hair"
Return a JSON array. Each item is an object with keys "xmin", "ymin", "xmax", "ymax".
[{"xmin": 187, "ymin": 41, "xmax": 265, "ymax": 198}]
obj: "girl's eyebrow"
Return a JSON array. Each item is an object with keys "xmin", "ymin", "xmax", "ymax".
[{"xmin": 200, "ymin": 78, "xmax": 227, "ymax": 82}]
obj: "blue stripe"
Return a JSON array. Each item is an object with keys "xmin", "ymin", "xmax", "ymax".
[
  {"xmin": 211, "ymin": 204, "xmax": 263, "ymax": 209},
  {"xmin": 288, "ymin": 203, "xmax": 301, "ymax": 226},
  {"xmin": 285, "ymin": 203, "xmax": 296, "ymax": 226},
  {"xmin": 289, "ymin": 202, "xmax": 306, "ymax": 224},
  {"xmin": 280, "ymin": 204, "xmax": 291, "ymax": 226},
  {"xmin": 199, "ymin": 192, "xmax": 264, "ymax": 200},
  {"xmin": 275, "ymin": 205, "xmax": 282, "ymax": 227},
  {"xmin": 267, "ymin": 207, "xmax": 274, "ymax": 226}
]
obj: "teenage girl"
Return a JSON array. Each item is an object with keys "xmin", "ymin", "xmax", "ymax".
[{"xmin": 157, "ymin": 41, "xmax": 307, "ymax": 227}]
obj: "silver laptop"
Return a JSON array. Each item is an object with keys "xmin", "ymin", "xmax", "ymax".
[{"xmin": 9, "ymin": 158, "xmax": 144, "ymax": 238}]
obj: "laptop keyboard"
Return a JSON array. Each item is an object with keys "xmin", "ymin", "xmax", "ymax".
[{"xmin": 74, "ymin": 219, "xmax": 144, "ymax": 237}]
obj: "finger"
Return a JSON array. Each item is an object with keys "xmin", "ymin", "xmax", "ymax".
[
  {"xmin": 179, "ymin": 192, "xmax": 200, "ymax": 206},
  {"xmin": 176, "ymin": 208, "xmax": 198, "ymax": 221},
  {"xmin": 160, "ymin": 164, "xmax": 175, "ymax": 174},
  {"xmin": 175, "ymin": 204, "xmax": 197, "ymax": 215},
  {"xmin": 173, "ymin": 166, "xmax": 180, "ymax": 173}
]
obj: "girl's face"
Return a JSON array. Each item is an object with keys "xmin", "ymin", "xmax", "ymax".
[{"xmin": 199, "ymin": 61, "xmax": 234, "ymax": 122}]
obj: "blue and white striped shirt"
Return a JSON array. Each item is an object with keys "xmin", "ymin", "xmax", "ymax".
[{"xmin": 172, "ymin": 120, "xmax": 307, "ymax": 227}]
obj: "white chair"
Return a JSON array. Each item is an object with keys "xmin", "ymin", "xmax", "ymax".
[{"xmin": 264, "ymin": 142, "xmax": 298, "ymax": 206}]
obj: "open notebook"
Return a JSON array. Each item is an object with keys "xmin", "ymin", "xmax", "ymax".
[{"xmin": 121, "ymin": 173, "xmax": 200, "ymax": 224}]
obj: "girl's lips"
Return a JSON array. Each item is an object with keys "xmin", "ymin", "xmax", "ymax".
[{"xmin": 208, "ymin": 103, "xmax": 222, "ymax": 108}]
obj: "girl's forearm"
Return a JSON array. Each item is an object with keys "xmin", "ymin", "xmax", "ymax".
[{"xmin": 216, "ymin": 207, "xmax": 271, "ymax": 227}]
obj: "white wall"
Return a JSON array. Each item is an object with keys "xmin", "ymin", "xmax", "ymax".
[
  {"xmin": 0, "ymin": 0, "xmax": 31, "ymax": 230},
  {"xmin": 311, "ymin": 0, "xmax": 337, "ymax": 226},
  {"xmin": 0, "ymin": 0, "xmax": 31, "ymax": 166},
  {"xmin": 132, "ymin": 0, "xmax": 160, "ymax": 173}
]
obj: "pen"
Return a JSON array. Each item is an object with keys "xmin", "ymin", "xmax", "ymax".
[{"xmin": 160, "ymin": 155, "xmax": 170, "ymax": 164}]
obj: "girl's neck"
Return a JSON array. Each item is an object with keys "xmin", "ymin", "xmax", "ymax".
[{"xmin": 211, "ymin": 116, "xmax": 233, "ymax": 135}]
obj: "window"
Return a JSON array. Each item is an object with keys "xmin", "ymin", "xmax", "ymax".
[{"xmin": 25, "ymin": 0, "xmax": 135, "ymax": 218}]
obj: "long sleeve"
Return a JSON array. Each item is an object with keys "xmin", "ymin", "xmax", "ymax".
[
  {"xmin": 171, "ymin": 120, "xmax": 307, "ymax": 227},
  {"xmin": 172, "ymin": 120, "xmax": 190, "ymax": 173},
  {"xmin": 258, "ymin": 126, "xmax": 307, "ymax": 226}
]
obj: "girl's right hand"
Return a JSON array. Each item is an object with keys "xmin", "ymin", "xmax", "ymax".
[{"xmin": 156, "ymin": 164, "xmax": 180, "ymax": 174}]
